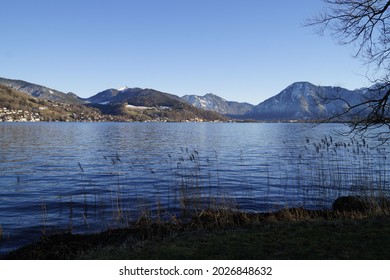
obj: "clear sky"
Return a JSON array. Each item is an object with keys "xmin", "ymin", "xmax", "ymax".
[{"xmin": 0, "ymin": 0, "xmax": 372, "ymax": 104}]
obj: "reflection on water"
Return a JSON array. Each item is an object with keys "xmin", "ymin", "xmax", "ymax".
[{"xmin": 0, "ymin": 122, "xmax": 389, "ymax": 255}]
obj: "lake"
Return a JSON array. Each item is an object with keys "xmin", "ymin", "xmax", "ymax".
[{"xmin": 0, "ymin": 122, "xmax": 389, "ymax": 255}]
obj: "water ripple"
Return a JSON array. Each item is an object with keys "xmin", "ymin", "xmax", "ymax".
[{"xmin": 1, "ymin": 122, "xmax": 390, "ymax": 255}]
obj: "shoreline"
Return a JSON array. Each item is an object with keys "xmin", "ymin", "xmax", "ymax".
[{"xmin": 4, "ymin": 204, "xmax": 390, "ymax": 260}]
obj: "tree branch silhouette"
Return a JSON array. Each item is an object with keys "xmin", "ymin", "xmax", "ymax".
[{"xmin": 307, "ymin": 0, "xmax": 390, "ymax": 140}]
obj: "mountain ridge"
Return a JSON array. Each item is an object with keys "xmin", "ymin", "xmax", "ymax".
[
  {"xmin": 181, "ymin": 93, "xmax": 254, "ymax": 115},
  {"xmin": 0, "ymin": 77, "xmax": 84, "ymax": 104},
  {"xmin": 243, "ymin": 81, "xmax": 369, "ymax": 121},
  {"xmin": 88, "ymin": 87, "xmax": 185, "ymax": 107},
  {"xmin": 0, "ymin": 78, "xmax": 226, "ymax": 122},
  {"xmin": 0, "ymin": 77, "xmax": 379, "ymax": 122},
  {"xmin": 0, "ymin": 84, "xmax": 103, "ymax": 122}
]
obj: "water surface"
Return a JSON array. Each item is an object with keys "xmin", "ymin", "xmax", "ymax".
[{"xmin": 0, "ymin": 122, "xmax": 389, "ymax": 255}]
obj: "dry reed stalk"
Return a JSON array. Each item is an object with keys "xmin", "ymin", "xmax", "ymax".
[{"xmin": 41, "ymin": 201, "xmax": 48, "ymax": 235}]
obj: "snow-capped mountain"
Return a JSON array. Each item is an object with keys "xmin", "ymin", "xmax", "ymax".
[
  {"xmin": 117, "ymin": 86, "xmax": 129, "ymax": 91},
  {"xmin": 0, "ymin": 77, "xmax": 83, "ymax": 104},
  {"xmin": 181, "ymin": 93, "xmax": 254, "ymax": 115},
  {"xmin": 244, "ymin": 82, "xmax": 369, "ymax": 121}
]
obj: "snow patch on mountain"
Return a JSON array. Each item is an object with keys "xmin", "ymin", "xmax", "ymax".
[
  {"xmin": 118, "ymin": 86, "xmax": 128, "ymax": 91},
  {"xmin": 181, "ymin": 93, "xmax": 254, "ymax": 115},
  {"xmin": 244, "ymin": 82, "xmax": 369, "ymax": 121}
]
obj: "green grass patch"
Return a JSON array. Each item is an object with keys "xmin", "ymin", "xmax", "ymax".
[
  {"xmin": 6, "ymin": 208, "xmax": 390, "ymax": 260},
  {"xmin": 79, "ymin": 216, "xmax": 390, "ymax": 260}
]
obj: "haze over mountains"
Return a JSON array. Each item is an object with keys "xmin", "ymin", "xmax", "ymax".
[{"xmin": 0, "ymin": 77, "xmax": 376, "ymax": 122}]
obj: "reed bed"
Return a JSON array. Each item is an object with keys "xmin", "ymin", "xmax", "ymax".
[
  {"xmin": 10, "ymin": 134, "xmax": 390, "ymax": 246},
  {"xmin": 293, "ymin": 136, "xmax": 390, "ymax": 208}
]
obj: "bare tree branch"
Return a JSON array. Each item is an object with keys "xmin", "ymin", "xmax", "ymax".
[{"xmin": 307, "ymin": 0, "xmax": 390, "ymax": 140}]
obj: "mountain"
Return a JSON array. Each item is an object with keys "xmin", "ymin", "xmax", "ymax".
[
  {"xmin": 86, "ymin": 88, "xmax": 120, "ymax": 104},
  {"xmin": 0, "ymin": 84, "xmax": 103, "ymax": 122},
  {"xmin": 243, "ymin": 82, "xmax": 369, "ymax": 121},
  {"xmin": 0, "ymin": 78, "xmax": 84, "ymax": 104},
  {"xmin": 86, "ymin": 87, "xmax": 226, "ymax": 122},
  {"xmin": 181, "ymin": 93, "xmax": 254, "ymax": 116},
  {"xmin": 3, "ymin": 77, "xmax": 379, "ymax": 122},
  {"xmin": 87, "ymin": 87, "xmax": 185, "ymax": 107}
]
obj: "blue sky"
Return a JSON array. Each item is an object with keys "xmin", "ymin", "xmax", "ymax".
[{"xmin": 0, "ymin": 0, "xmax": 371, "ymax": 104}]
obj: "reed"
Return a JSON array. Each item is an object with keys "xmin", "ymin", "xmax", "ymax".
[
  {"xmin": 41, "ymin": 201, "xmax": 48, "ymax": 235},
  {"xmin": 31, "ymin": 137, "xmax": 390, "ymax": 241},
  {"xmin": 129, "ymin": 141, "xmax": 388, "ymax": 224},
  {"xmin": 68, "ymin": 194, "xmax": 74, "ymax": 233},
  {"xmin": 277, "ymin": 134, "xmax": 390, "ymax": 211}
]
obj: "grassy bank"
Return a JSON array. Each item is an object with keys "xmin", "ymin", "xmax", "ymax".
[
  {"xmin": 5, "ymin": 207, "xmax": 390, "ymax": 260},
  {"xmin": 110, "ymin": 215, "xmax": 390, "ymax": 260}
]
